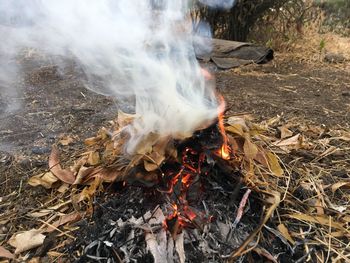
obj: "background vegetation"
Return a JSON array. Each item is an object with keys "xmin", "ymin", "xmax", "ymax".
[{"xmin": 194, "ymin": 0, "xmax": 350, "ymax": 60}]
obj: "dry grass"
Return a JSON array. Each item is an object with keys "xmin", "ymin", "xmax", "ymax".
[{"xmin": 250, "ymin": 3, "xmax": 350, "ymax": 66}]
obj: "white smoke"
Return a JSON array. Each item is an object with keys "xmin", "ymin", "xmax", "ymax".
[
  {"xmin": 198, "ymin": 0, "xmax": 236, "ymax": 9},
  {"xmin": 0, "ymin": 0, "xmax": 234, "ymax": 154}
]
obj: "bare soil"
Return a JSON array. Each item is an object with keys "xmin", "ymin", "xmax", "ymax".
[{"xmin": 0, "ymin": 53, "xmax": 349, "ymax": 260}]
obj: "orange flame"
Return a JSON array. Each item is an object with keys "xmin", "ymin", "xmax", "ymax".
[{"xmin": 216, "ymin": 95, "xmax": 231, "ymax": 160}]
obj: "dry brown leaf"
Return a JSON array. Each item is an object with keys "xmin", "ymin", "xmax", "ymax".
[
  {"xmin": 28, "ymin": 172, "xmax": 58, "ymax": 189},
  {"xmin": 243, "ymin": 138, "xmax": 258, "ymax": 160},
  {"xmin": 227, "ymin": 116, "xmax": 249, "ymax": 131},
  {"xmin": 57, "ymin": 183, "xmax": 69, "ymax": 193},
  {"xmin": 70, "ymin": 155, "xmax": 88, "ymax": 174},
  {"xmin": 274, "ymin": 134, "xmax": 303, "ymax": 149},
  {"xmin": 58, "ymin": 135, "xmax": 75, "ymax": 146},
  {"xmin": 225, "ymin": 124, "xmax": 244, "ymax": 136},
  {"xmin": 87, "ymin": 151, "xmax": 100, "ymax": 166},
  {"xmin": 47, "ymin": 251, "xmax": 66, "ymax": 257},
  {"xmin": 78, "ymin": 177, "xmax": 102, "ymax": 202},
  {"xmin": 45, "ymin": 212, "xmax": 82, "ymax": 232},
  {"xmin": 252, "ymin": 247, "xmax": 278, "ymax": 263},
  {"xmin": 84, "ymin": 136, "xmax": 101, "ymax": 146},
  {"xmin": 315, "ymin": 198, "xmax": 325, "ymax": 215},
  {"xmin": 94, "ymin": 167, "xmax": 124, "ymax": 183},
  {"xmin": 331, "ymin": 181, "xmax": 350, "ymax": 193},
  {"xmin": 135, "ymin": 133, "xmax": 159, "ymax": 155},
  {"xmin": 329, "ymin": 130, "xmax": 350, "ymax": 141},
  {"xmin": 49, "ymin": 146, "xmax": 75, "ymax": 184},
  {"xmin": 0, "ymin": 246, "xmax": 15, "ymax": 259},
  {"xmin": 266, "ymin": 152, "xmax": 283, "ymax": 177},
  {"xmin": 28, "ymin": 257, "xmax": 40, "ymax": 263},
  {"xmin": 277, "ymin": 134, "xmax": 301, "ymax": 146},
  {"xmin": 289, "ymin": 214, "xmax": 346, "ymax": 231},
  {"xmin": 73, "ymin": 166, "xmax": 95, "ymax": 185},
  {"xmin": 8, "ymin": 229, "xmax": 45, "ymax": 254},
  {"xmin": 279, "ymin": 126, "xmax": 293, "ymax": 139},
  {"xmin": 29, "ymin": 200, "xmax": 71, "ymax": 218},
  {"xmin": 265, "ymin": 115, "xmax": 281, "ymax": 127},
  {"xmin": 254, "ymin": 151, "xmax": 269, "ymax": 167},
  {"xmin": 144, "ymin": 150, "xmax": 165, "ymax": 172},
  {"xmin": 144, "ymin": 161, "xmax": 158, "ymax": 172},
  {"xmin": 277, "ymin": 224, "xmax": 295, "ymax": 245},
  {"xmin": 314, "ymin": 146, "xmax": 338, "ymax": 162},
  {"xmin": 117, "ymin": 110, "xmax": 136, "ymax": 127}
]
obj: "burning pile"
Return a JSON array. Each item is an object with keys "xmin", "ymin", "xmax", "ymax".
[
  {"xmin": 35, "ymin": 106, "xmax": 282, "ymax": 262},
  {"xmin": 2, "ymin": 0, "xmax": 284, "ymax": 261}
]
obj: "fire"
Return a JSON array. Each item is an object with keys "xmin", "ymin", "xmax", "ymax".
[
  {"xmin": 216, "ymin": 95, "xmax": 231, "ymax": 160},
  {"xmin": 163, "ymin": 92, "xmax": 232, "ymax": 238}
]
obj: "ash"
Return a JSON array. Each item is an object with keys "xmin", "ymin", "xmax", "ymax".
[{"xmin": 68, "ymin": 162, "xmax": 262, "ymax": 262}]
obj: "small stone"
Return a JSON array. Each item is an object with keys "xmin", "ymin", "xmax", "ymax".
[
  {"xmin": 0, "ymin": 226, "xmax": 8, "ymax": 234},
  {"xmin": 31, "ymin": 146, "xmax": 51, "ymax": 155},
  {"xmin": 324, "ymin": 53, "xmax": 346, "ymax": 63}
]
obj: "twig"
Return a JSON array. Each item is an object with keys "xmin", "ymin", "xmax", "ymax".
[
  {"xmin": 233, "ymin": 189, "xmax": 251, "ymax": 227},
  {"xmin": 227, "ymin": 190, "xmax": 280, "ymax": 262},
  {"xmin": 38, "ymin": 219, "xmax": 76, "ymax": 240}
]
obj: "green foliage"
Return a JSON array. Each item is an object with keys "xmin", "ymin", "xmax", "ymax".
[
  {"xmin": 314, "ymin": 0, "xmax": 350, "ymax": 35},
  {"xmin": 319, "ymin": 38, "xmax": 326, "ymax": 51}
]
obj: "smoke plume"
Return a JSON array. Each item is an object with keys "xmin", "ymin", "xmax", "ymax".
[{"xmin": 0, "ymin": 0, "xmax": 234, "ymax": 154}]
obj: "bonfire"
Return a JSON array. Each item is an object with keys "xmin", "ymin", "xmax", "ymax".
[{"xmin": 3, "ymin": 0, "xmax": 349, "ymax": 262}]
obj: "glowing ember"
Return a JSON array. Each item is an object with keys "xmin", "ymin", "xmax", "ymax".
[{"xmin": 163, "ymin": 93, "xmax": 234, "ymax": 237}]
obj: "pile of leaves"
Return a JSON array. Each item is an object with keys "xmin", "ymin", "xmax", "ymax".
[{"xmin": 0, "ymin": 112, "xmax": 349, "ymax": 262}]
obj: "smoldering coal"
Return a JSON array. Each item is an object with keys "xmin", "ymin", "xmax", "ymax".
[{"xmin": 0, "ymin": 0, "xmax": 233, "ymax": 153}]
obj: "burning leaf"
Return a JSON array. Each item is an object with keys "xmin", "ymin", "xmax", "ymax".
[
  {"xmin": 266, "ymin": 152, "xmax": 283, "ymax": 177},
  {"xmin": 278, "ymin": 126, "xmax": 293, "ymax": 139},
  {"xmin": 28, "ymin": 172, "xmax": 58, "ymax": 189},
  {"xmin": 243, "ymin": 138, "xmax": 258, "ymax": 160},
  {"xmin": 277, "ymin": 224, "xmax": 295, "ymax": 245},
  {"xmin": 8, "ymin": 229, "xmax": 45, "ymax": 254},
  {"xmin": 331, "ymin": 181, "xmax": 350, "ymax": 193},
  {"xmin": 49, "ymin": 146, "xmax": 75, "ymax": 184},
  {"xmin": 0, "ymin": 246, "xmax": 15, "ymax": 259}
]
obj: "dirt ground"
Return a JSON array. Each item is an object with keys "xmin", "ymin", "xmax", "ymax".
[{"xmin": 0, "ymin": 53, "xmax": 349, "ymax": 260}]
